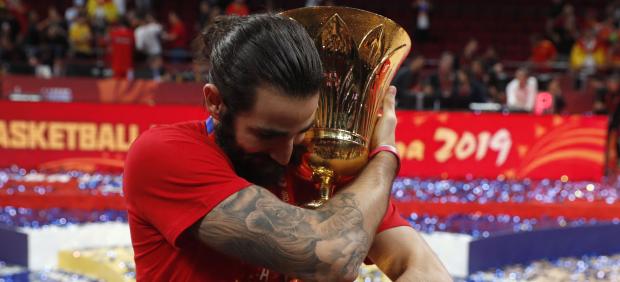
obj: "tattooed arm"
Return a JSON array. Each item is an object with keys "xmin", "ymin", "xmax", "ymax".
[{"xmin": 192, "ymin": 152, "xmax": 398, "ymax": 281}]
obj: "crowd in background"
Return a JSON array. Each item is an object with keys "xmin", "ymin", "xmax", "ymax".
[
  {"xmin": 1, "ymin": 0, "xmax": 620, "ymax": 114},
  {"xmin": 0, "ymin": 0, "xmax": 260, "ymax": 82},
  {"xmin": 395, "ymin": 0, "xmax": 620, "ymax": 113}
]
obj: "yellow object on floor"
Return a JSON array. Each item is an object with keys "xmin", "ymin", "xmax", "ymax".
[
  {"xmin": 58, "ymin": 246, "xmax": 135, "ymax": 282},
  {"xmin": 358, "ymin": 264, "xmax": 391, "ymax": 282}
]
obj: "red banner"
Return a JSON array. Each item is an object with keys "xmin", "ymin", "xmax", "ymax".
[
  {"xmin": 1, "ymin": 75, "xmax": 203, "ymax": 105},
  {"xmin": 395, "ymin": 112, "xmax": 608, "ymax": 180},
  {"xmin": 0, "ymin": 101, "xmax": 206, "ymax": 170},
  {"xmin": 0, "ymin": 102, "xmax": 609, "ymax": 180}
]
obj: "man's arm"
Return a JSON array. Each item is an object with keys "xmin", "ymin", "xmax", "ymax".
[
  {"xmin": 193, "ymin": 153, "xmax": 396, "ymax": 281},
  {"xmin": 367, "ymin": 226, "xmax": 453, "ymax": 282}
]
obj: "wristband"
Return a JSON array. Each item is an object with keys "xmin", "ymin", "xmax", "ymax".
[{"xmin": 369, "ymin": 144, "xmax": 400, "ymax": 174}]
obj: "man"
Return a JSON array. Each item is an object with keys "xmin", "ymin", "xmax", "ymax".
[
  {"xmin": 108, "ymin": 18, "xmax": 134, "ymax": 79},
  {"xmin": 506, "ymin": 67, "xmax": 538, "ymax": 112},
  {"xmin": 392, "ymin": 55, "xmax": 426, "ymax": 109},
  {"xmin": 124, "ymin": 14, "xmax": 451, "ymax": 281},
  {"xmin": 134, "ymin": 14, "xmax": 162, "ymax": 60}
]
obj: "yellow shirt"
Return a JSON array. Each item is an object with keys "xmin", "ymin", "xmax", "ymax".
[
  {"xmin": 87, "ymin": 0, "xmax": 119, "ymax": 23},
  {"xmin": 69, "ymin": 23, "xmax": 92, "ymax": 54}
]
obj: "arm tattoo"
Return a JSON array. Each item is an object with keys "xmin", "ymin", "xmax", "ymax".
[{"xmin": 196, "ymin": 185, "xmax": 370, "ymax": 281}]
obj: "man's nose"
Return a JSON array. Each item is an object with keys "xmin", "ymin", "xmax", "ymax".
[{"xmin": 269, "ymin": 138, "xmax": 295, "ymax": 166}]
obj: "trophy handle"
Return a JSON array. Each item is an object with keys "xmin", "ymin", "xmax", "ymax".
[{"xmin": 304, "ymin": 166, "xmax": 335, "ymax": 209}]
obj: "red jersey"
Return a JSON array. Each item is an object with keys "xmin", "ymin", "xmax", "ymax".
[
  {"xmin": 226, "ymin": 3, "xmax": 250, "ymax": 16},
  {"xmin": 167, "ymin": 22, "xmax": 188, "ymax": 49},
  {"xmin": 109, "ymin": 26, "xmax": 134, "ymax": 78},
  {"xmin": 123, "ymin": 120, "xmax": 409, "ymax": 281},
  {"xmin": 531, "ymin": 40, "xmax": 557, "ymax": 64}
]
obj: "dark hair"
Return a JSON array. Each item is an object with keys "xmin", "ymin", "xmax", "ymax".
[{"xmin": 198, "ymin": 14, "xmax": 323, "ymax": 113}]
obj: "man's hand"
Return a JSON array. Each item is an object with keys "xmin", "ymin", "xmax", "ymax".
[{"xmin": 371, "ymin": 86, "xmax": 398, "ymax": 150}]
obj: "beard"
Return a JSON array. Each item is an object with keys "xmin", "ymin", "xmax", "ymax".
[{"xmin": 214, "ymin": 110, "xmax": 305, "ymax": 188}]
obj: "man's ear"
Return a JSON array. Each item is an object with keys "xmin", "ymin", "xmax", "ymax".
[{"xmin": 203, "ymin": 84, "xmax": 224, "ymax": 121}]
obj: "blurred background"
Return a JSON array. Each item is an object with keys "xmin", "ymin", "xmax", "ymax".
[{"xmin": 1, "ymin": 0, "xmax": 620, "ymax": 281}]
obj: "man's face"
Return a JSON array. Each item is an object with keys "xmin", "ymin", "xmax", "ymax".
[
  {"xmin": 215, "ymin": 85, "xmax": 319, "ymax": 187},
  {"xmin": 516, "ymin": 70, "xmax": 527, "ymax": 84}
]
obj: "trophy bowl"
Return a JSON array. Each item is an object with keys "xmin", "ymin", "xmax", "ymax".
[{"xmin": 280, "ymin": 7, "xmax": 411, "ymax": 208}]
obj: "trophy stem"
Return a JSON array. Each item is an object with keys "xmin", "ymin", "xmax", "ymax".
[{"xmin": 304, "ymin": 167, "xmax": 335, "ymax": 209}]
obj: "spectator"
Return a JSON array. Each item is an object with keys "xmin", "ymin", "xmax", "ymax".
[
  {"xmin": 597, "ymin": 17, "xmax": 616, "ymax": 44},
  {"xmin": 548, "ymin": 0, "xmax": 566, "ymax": 20},
  {"xmin": 468, "ymin": 59, "xmax": 490, "ymax": 102},
  {"xmin": 134, "ymin": 0, "xmax": 151, "ymax": 15},
  {"xmin": 594, "ymin": 75, "xmax": 620, "ymax": 115},
  {"xmin": 108, "ymin": 18, "xmax": 133, "ymax": 79},
  {"xmin": 506, "ymin": 67, "xmax": 538, "ymax": 112},
  {"xmin": 570, "ymin": 29, "xmax": 607, "ymax": 74},
  {"xmin": 581, "ymin": 8, "xmax": 599, "ymax": 32},
  {"xmin": 481, "ymin": 46, "xmax": 499, "ymax": 71},
  {"xmin": 548, "ymin": 4, "xmax": 577, "ymax": 57},
  {"xmin": 68, "ymin": 13, "xmax": 93, "ymax": 58},
  {"xmin": 21, "ymin": 10, "xmax": 41, "ymax": 59},
  {"xmin": 609, "ymin": 41, "xmax": 620, "ymax": 71},
  {"xmin": 38, "ymin": 7, "xmax": 67, "ymax": 74},
  {"xmin": 608, "ymin": 0, "xmax": 620, "ymax": 28},
  {"xmin": 427, "ymin": 52, "xmax": 456, "ymax": 106},
  {"xmin": 452, "ymin": 69, "xmax": 484, "ymax": 109},
  {"xmin": 392, "ymin": 55, "xmax": 426, "ymax": 109},
  {"xmin": 208, "ymin": 5, "xmax": 222, "ymax": 25},
  {"xmin": 5, "ymin": 0, "xmax": 27, "ymax": 38},
  {"xmin": 87, "ymin": 0, "xmax": 119, "ymax": 24},
  {"xmin": 412, "ymin": 0, "xmax": 431, "ymax": 43},
  {"xmin": 88, "ymin": 0, "xmax": 118, "ymax": 41},
  {"xmin": 197, "ymin": 1, "xmax": 212, "ymax": 31},
  {"xmin": 226, "ymin": 0, "xmax": 249, "ymax": 16},
  {"xmin": 163, "ymin": 11, "xmax": 188, "ymax": 62},
  {"xmin": 134, "ymin": 14, "xmax": 162, "ymax": 60},
  {"xmin": 134, "ymin": 55, "xmax": 169, "ymax": 82},
  {"xmin": 487, "ymin": 62, "xmax": 508, "ymax": 104},
  {"xmin": 530, "ymin": 34, "xmax": 557, "ymax": 68},
  {"xmin": 547, "ymin": 76, "xmax": 566, "ymax": 114},
  {"xmin": 126, "ymin": 9, "xmax": 140, "ymax": 29},
  {"xmin": 65, "ymin": 0, "xmax": 85, "ymax": 26},
  {"xmin": 113, "ymin": 0, "xmax": 126, "ymax": 16},
  {"xmin": 0, "ymin": 7, "xmax": 21, "ymax": 63},
  {"xmin": 458, "ymin": 38, "xmax": 478, "ymax": 72}
]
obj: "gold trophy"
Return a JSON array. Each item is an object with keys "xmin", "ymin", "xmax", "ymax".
[{"xmin": 280, "ymin": 7, "xmax": 411, "ymax": 208}]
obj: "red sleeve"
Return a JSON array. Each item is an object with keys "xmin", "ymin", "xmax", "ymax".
[
  {"xmin": 124, "ymin": 125, "xmax": 250, "ymax": 247},
  {"xmin": 376, "ymin": 198, "xmax": 410, "ymax": 234},
  {"xmin": 363, "ymin": 198, "xmax": 410, "ymax": 265}
]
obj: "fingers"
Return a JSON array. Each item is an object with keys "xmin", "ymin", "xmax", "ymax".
[
  {"xmin": 378, "ymin": 86, "xmax": 396, "ymax": 117},
  {"xmin": 383, "ymin": 86, "xmax": 397, "ymax": 110},
  {"xmin": 371, "ymin": 86, "xmax": 399, "ymax": 149},
  {"xmin": 382, "ymin": 86, "xmax": 397, "ymax": 120}
]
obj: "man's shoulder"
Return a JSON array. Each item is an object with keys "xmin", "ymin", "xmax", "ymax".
[
  {"xmin": 127, "ymin": 120, "xmax": 214, "ymax": 159},
  {"xmin": 124, "ymin": 120, "xmax": 229, "ymax": 181}
]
